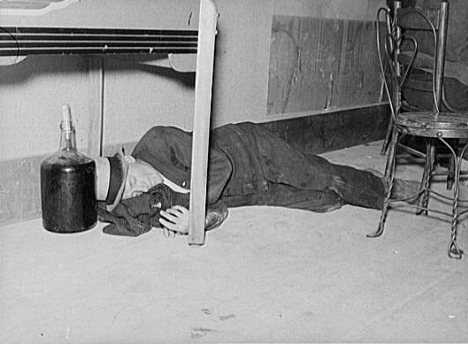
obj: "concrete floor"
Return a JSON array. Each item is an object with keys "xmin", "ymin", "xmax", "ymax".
[{"xmin": 2, "ymin": 140, "xmax": 468, "ymax": 343}]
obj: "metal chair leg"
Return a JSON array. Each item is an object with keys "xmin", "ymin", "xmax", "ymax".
[
  {"xmin": 448, "ymin": 171, "xmax": 463, "ymax": 259},
  {"xmin": 447, "ymin": 154, "xmax": 455, "ymax": 190},
  {"xmin": 440, "ymin": 138, "xmax": 468, "ymax": 259},
  {"xmin": 381, "ymin": 117, "xmax": 394, "ymax": 155},
  {"xmin": 417, "ymin": 139, "xmax": 436, "ymax": 216},
  {"xmin": 369, "ymin": 129, "xmax": 398, "ymax": 238}
]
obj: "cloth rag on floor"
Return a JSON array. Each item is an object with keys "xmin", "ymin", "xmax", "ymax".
[
  {"xmin": 98, "ymin": 184, "xmax": 189, "ymax": 236},
  {"xmin": 98, "ymin": 184, "xmax": 228, "ymax": 237}
]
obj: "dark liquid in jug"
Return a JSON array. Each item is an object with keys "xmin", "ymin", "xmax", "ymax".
[{"xmin": 41, "ymin": 159, "xmax": 97, "ymax": 233}]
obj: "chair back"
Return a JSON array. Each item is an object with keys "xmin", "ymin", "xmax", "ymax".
[{"xmin": 377, "ymin": 0, "xmax": 450, "ymax": 118}]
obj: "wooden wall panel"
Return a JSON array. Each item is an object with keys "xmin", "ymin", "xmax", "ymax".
[{"xmin": 267, "ymin": 15, "xmax": 382, "ymax": 115}]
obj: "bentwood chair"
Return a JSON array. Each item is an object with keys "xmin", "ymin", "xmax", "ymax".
[
  {"xmin": 379, "ymin": 1, "xmax": 468, "ymax": 159},
  {"xmin": 370, "ymin": 0, "xmax": 468, "ymax": 259}
]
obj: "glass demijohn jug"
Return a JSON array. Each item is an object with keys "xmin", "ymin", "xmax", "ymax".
[{"xmin": 40, "ymin": 104, "xmax": 97, "ymax": 233}]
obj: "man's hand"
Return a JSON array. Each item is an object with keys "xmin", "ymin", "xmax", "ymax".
[{"xmin": 159, "ymin": 205, "xmax": 189, "ymax": 237}]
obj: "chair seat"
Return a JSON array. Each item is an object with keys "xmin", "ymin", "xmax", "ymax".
[{"xmin": 397, "ymin": 111, "xmax": 468, "ymax": 138}]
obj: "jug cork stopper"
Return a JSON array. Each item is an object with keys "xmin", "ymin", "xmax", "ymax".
[{"xmin": 61, "ymin": 104, "xmax": 72, "ymax": 131}]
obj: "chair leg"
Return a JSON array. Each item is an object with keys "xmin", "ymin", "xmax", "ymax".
[
  {"xmin": 417, "ymin": 139, "xmax": 436, "ymax": 216},
  {"xmin": 448, "ymin": 170, "xmax": 463, "ymax": 259},
  {"xmin": 447, "ymin": 141, "xmax": 467, "ymax": 259},
  {"xmin": 446, "ymin": 139, "xmax": 462, "ymax": 191},
  {"xmin": 437, "ymin": 137, "xmax": 466, "ymax": 259},
  {"xmin": 369, "ymin": 129, "xmax": 398, "ymax": 238},
  {"xmin": 447, "ymin": 155, "xmax": 455, "ymax": 190},
  {"xmin": 380, "ymin": 117, "xmax": 394, "ymax": 155}
]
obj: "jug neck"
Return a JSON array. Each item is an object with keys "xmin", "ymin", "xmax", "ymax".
[{"xmin": 59, "ymin": 124, "xmax": 77, "ymax": 152}]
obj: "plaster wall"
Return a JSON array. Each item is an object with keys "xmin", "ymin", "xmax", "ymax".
[{"xmin": 0, "ymin": 0, "xmax": 385, "ymax": 161}]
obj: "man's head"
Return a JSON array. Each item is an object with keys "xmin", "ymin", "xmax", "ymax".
[
  {"xmin": 95, "ymin": 151, "xmax": 129, "ymax": 211},
  {"xmin": 95, "ymin": 152, "xmax": 164, "ymax": 210}
]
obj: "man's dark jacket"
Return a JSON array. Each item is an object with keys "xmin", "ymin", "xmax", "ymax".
[{"xmin": 132, "ymin": 122, "xmax": 386, "ymax": 212}]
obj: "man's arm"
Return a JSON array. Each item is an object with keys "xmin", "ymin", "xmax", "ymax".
[{"xmin": 132, "ymin": 126, "xmax": 232, "ymax": 204}]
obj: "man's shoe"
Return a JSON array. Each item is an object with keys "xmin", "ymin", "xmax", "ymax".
[
  {"xmin": 365, "ymin": 169, "xmax": 420, "ymax": 203},
  {"xmin": 205, "ymin": 201, "xmax": 229, "ymax": 231}
]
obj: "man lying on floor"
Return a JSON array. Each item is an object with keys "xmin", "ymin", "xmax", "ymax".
[{"xmin": 95, "ymin": 121, "xmax": 419, "ymax": 237}]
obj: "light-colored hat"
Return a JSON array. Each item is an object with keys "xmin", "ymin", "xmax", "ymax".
[{"xmin": 95, "ymin": 151, "xmax": 129, "ymax": 211}]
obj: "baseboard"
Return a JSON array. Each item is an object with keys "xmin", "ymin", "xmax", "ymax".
[{"xmin": 262, "ymin": 104, "xmax": 390, "ymax": 155}]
